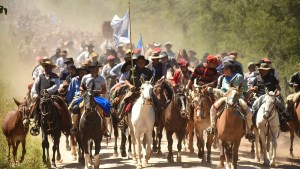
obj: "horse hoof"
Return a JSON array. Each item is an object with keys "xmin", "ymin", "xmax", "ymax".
[
  {"xmin": 177, "ymin": 157, "xmax": 182, "ymax": 163},
  {"xmin": 270, "ymin": 163, "xmax": 275, "ymax": 168},
  {"xmin": 136, "ymin": 164, "xmax": 142, "ymax": 169},
  {"xmin": 51, "ymin": 163, "xmax": 56, "ymax": 168},
  {"xmin": 121, "ymin": 151, "xmax": 127, "ymax": 157},
  {"xmin": 290, "ymin": 153, "xmax": 294, "ymax": 158},
  {"xmin": 72, "ymin": 155, "xmax": 77, "ymax": 161},
  {"xmin": 56, "ymin": 154, "xmax": 61, "ymax": 161},
  {"xmin": 263, "ymin": 161, "xmax": 269, "ymax": 166},
  {"xmin": 152, "ymin": 147, "xmax": 158, "ymax": 153},
  {"xmin": 113, "ymin": 151, "xmax": 119, "ymax": 157},
  {"xmin": 142, "ymin": 160, "xmax": 148, "ymax": 167},
  {"xmin": 167, "ymin": 156, "xmax": 174, "ymax": 163},
  {"xmin": 201, "ymin": 158, "xmax": 206, "ymax": 164},
  {"xmin": 128, "ymin": 152, "xmax": 133, "ymax": 159},
  {"xmin": 254, "ymin": 158, "xmax": 260, "ymax": 162},
  {"xmin": 94, "ymin": 165, "xmax": 100, "ymax": 169},
  {"xmin": 157, "ymin": 151, "xmax": 162, "ymax": 156},
  {"xmin": 189, "ymin": 149, "xmax": 194, "ymax": 154}
]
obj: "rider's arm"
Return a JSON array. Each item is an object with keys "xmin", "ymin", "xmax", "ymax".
[{"xmin": 46, "ymin": 77, "xmax": 60, "ymax": 94}]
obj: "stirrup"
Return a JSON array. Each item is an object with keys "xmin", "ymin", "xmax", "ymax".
[{"xmin": 206, "ymin": 126, "xmax": 215, "ymax": 135}]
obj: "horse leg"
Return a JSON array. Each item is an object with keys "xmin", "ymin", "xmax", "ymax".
[
  {"xmin": 70, "ymin": 134, "xmax": 77, "ymax": 160},
  {"xmin": 152, "ymin": 129, "xmax": 157, "ymax": 153},
  {"xmin": 289, "ymin": 121, "xmax": 295, "ymax": 157},
  {"xmin": 94, "ymin": 139, "xmax": 101, "ymax": 169},
  {"xmin": 259, "ymin": 130, "xmax": 269, "ymax": 166},
  {"xmin": 206, "ymin": 133, "xmax": 214, "ymax": 163},
  {"xmin": 253, "ymin": 128, "xmax": 260, "ymax": 162},
  {"xmin": 166, "ymin": 130, "xmax": 174, "ymax": 163},
  {"xmin": 89, "ymin": 140, "xmax": 93, "ymax": 160},
  {"xmin": 7, "ymin": 139, "xmax": 11, "ymax": 163},
  {"xmin": 51, "ymin": 136, "xmax": 59, "ymax": 168},
  {"xmin": 65, "ymin": 134, "xmax": 71, "ymax": 151},
  {"xmin": 12, "ymin": 141, "xmax": 18, "ymax": 164},
  {"xmin": 218, "ymin": 140, "xmax": 225, "ymax": 168},
  {"xmin": 130, "ymin": 129, "xmax": 137, "ymax": 162},
  {"xmin": 196, "ymin": 131, "xmax": 204, "ymax": 160},
  {"xmin": 120, "ymin": 130, "xmax": 127, "ymax": 157},
  {"xmin": 176, "ymin": 132, "xmax": 184, "ymax": 163},
  {"xmin": 42, "ymin": 131, "xmax": 49, "ymax": 164},
  {"xmin": 143, "ymin": 131, "xmax": 152, "ymax": 167},
  {"xmin": 188, "ymin": 122, "xmax": 194, "ymax": 153},
  {"xmin": 83, "ymin": 137, "xmax": 92, "ymax": 169},
  {"xmin": 270, "ymin": 132, "xmax": 278, "ymax": 167},
  {"xmin": 135, "ymin": 131, "xmax": 142, "ymax": 169},
  {"xmin": 157, "ymin": 126, "xmax": 163, "ymax": 155},
  {"xmin": 78, "ymin": 139, "xmax": 85, "ymax": 164},
  {"xmin": 232, "ymin": 140, "xmax": 241, "ymax": 169},
  {"xmin": 128, "ymin": 135, "xmax": 133, "ymax": 159},
  {"xmin": 19, "ymin": 139, "xmax": 26, "ymax": 163},
  {"xmin": 112, "ymin": 116, "xmax": 119, "ymax": 157},
  {"xmin": 56, "ymin": 135, "xmax": 61, "ymax": 162}
]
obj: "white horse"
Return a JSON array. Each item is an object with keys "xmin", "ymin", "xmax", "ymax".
[
  {"xmin": 254, "ymin": 89, "xmax": 280, "ymax": 167},
  {"xmin": 129, "ymin": 77, "xmax": 155, "ymax": 169}
]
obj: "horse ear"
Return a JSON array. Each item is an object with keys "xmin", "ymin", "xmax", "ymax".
[
  {"xmin": 265, "ymin": 87, "xmax": 269, "ymax": 95},
  {"xmin": 13, "ymin": 98, "xmax": 20, "ymax": 106},
  {"xmin": 274, "ymin": 89, "xmax": 280, "ymax": 96},
  {"xmin": 140, "ymin": 76, "xmax": 145, "ymax": 84},
  {"xmin": 150, "ymin": 77, "xmax": 154, "ymax": 84}
]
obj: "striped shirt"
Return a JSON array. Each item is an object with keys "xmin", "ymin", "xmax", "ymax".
[{"xmin": 190, "ymin": 63, "xmax": 218, "ymax": 86}]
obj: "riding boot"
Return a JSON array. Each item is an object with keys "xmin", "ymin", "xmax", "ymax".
[
  {"xmin": 70, "ymin": 114, "xmax": 79, "ymax": 135},
  {"xmin": 30, "ymin": 112, "xmax": 40, "ymax": 136},
  {"xmin": 102, "ymin": 117, "xmax": 110, "ymax": 137},
  {"xmin": 206, "ymin": 106, "xmax": 217, "ymax": 135}
]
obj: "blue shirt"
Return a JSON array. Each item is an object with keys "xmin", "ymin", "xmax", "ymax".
[
  {"xmin": 66, "ymin": 76, "xmax": 81, "ymax": 105},
  {"xmin": 221, "ymin": 73, "xmax": 248, "ymax": 97}
]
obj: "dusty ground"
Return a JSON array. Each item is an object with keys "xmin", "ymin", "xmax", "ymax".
[{"xmin": 52, "ymin": 129, "xmax": 300, "ymax": 169}]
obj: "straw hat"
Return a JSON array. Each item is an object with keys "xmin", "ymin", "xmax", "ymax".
[
  {"xmin": 257, "ymin": 63, "xmax": 271, "ymax": 70},
  {"xmin": 41, "ymin": 60, "xmax": 56, "ymax": 68}
]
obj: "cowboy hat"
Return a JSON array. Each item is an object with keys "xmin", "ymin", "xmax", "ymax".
[
  {"xmin": 164, "ymin": 42, "xmax": 173, "ymax": 46},
  {"xmin": 77, "ymin": 65, "xmax": 88, "ymax": 71},
  {"xmin": 86, "ymin": 42, "xmax": 94, "ymax": 48},
  {"xmin": 258, "ymin": 63, "xmax": 271, "ymax": 70},
  {"xmin": 91, "ymin": 52, "xmax": 98, "ymax": 58},
  {"xmin": 64, "ymin": 58, "xmax": 74, "ymax": 64},
  {"xmin": 151, "ymin": 52, "xmax": 161, "ymax": 59},
  {"xmin": 153, "ymin": 42, "xmax": 161, "ymax": 47},
  {"xmin": 121, "ymin": 60, "xmax": 135, "ymax": 73},
  {"xmin": 135, "ymin": 55, "xmax": 149, "ymax": 65},
  {"xmin": 41, "ymin": 60, "xmax": 56, "ymax": 68},
  {"xmin": 159, "ymin": 51, "xmax": 168, "ymax": 58},
  {"xmin": 88, "ymin": 61, "xmax": 103, "ymax": 68}
]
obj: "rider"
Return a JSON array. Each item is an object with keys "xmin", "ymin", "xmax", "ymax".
[
  {"xmin": 206, "ymin": 61, "xmax": 256, "ymax": 142},
  {"xmin": 171, "ymin": 59, "xmax": 192, "ymax": 87},
  {"xmin": 30, "ymin": 60, "xmax": 60, "ymax": 134},
  {"xmin": 118, "ymin": 55, "xmax": 152, "ymax": 125},
  {"xmin": 286, "ymin": 63, "xmax": 300, "ymax": 115},
  {"xmin": 80, "ymin": 61, "xmax": 111, "ymax": 137},
  {"xmin": 68, "ymin": 65, "xmax": 88, "ymax": 134},
  {"xmin": 250, "ymin": 63, "xmax": 290, "ymax": 130}
]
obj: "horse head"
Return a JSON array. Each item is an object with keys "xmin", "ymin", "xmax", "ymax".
[
  {"xmin": 83, "ymin": 79, "xmax": 96, "ymax": 113},
  {"xmin": 140, "ymin": 77, "xmax": 154, "ymax": 104},
  {"xmin": 226, "ymin": 81, "xmax": 242, "ymax": 109},
  {"xmin": 13, "ymin": 98, "xmax": 30, "ymax": 128},
  {"xmin": 194, "ymin": 87, "xmax": 213, "ymax": 119},
  {"xmin": 263, "ymin": 88, "xmax": 279, "ymax": 119},
  {"xmin": 174, "ymin": 85, "xmax": 188, "ymax": 118}
]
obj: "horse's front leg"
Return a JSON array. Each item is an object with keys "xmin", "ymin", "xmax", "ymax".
[
  {"xmin": 51, "ymin": 135, "xmax": 60, "ymax": 168},
  {"xmin": 253, "ymin": 128, "xmax": 260, "ymax": 162},
  {"xmin": 218, "ymin": 140, "xmax": 225, "ymax": 168},
  {"xmin": 152, "ymin": 129, "xmax": 157, "ymax": 153},
  {"xmin": 94, "ymin": 138, "xmax": 101, "ymax": 169},
  {"xmin": 157, "ymin": 126, "xmax": 163, "ymax": 155},
  {"xmin": 129, "ymin": 129, "xmax": 137, "ymax": 162},
  {"xmin": 7, "ymin": 140, "xmax": 11, "ymax": 163},
  {"xmin": 206, "ymin": 132, "xmax": 214, "ymax": 163},
  {"xmin": 166, "ymin": 130, "xmax": 174, "ymax": 163},
  {"xmin": 112, "ymin": 115, "xmax": 119, "ymax": 157},
  {"xmin": 196, "ymin": 130, "xmax": 204, "ymax": 161},
  {"xmin": 70, "ymin": 134, "xmax": 77, "ymax": 160},
  {"xmin": 42, "ymin": 131, "xmax": 49, "ymax": 164},
  {"xmin": 187, "ymin": 121, "xmax": 194, "ymax": 153},
  {"xmin": 259, "ymin": 129, "xmax": 269, "ymax": 166},
  {"xmin": 66, "ymin": 134, "xmax": 71, "ymax": 151},
  {"xmin": 288, "ymin": 121, "xmax": 295, "ymax": 157},
  {"xmin": 83, "ymin": 137, "xmax": 92, "ymax": 169},
  {"xmin": 19, "ymin": 139, "xmax": 26, "ymax": 163},
  {"xmin": 232, "ymin": 140, "xmax": 241, "ymax": 169},
  {"xmin": 128, "ymin": 135, "xmax": 133, "ymax": 159},
  {"xmin": 270, "ymin": 132, "xmax": 278, "ymax": 167},
  {"xmin": 12, "ymin": 140, "xmax": 18, "ymax": 165},
  {"xmin": 176, "ymin": 131, "xmax": 184, "ymax": 163},
  {"xmin": 135, "ymin": 131, "xmax": 142, "ymax": 169},
  {"xmin": 56, "ymin": 135, "xmax": 61, "ymax": 162},
  {"xmin": 143, "ymin": 131, "xmax": 152, "ymax": 167}
]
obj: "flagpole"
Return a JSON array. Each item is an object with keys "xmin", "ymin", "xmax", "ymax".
[{"xmin": 128, "ymin": 1, "xmax": 135, "ymax": 87}]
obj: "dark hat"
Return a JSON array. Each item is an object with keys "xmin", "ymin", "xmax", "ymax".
[
  {"xmin": 77, "ymin": 65, "xmax": 88, "ymax": 71},
  {"xmin": 135, "ymin": 55, "xmax": 150, "ymax": 65},
  {"xmin": 86, "ymin": 42, "xmax": 94, "ymax": 48},
  {"xmin": 121, "ymin": 60, "xmax": 135, "ymax": 73},
  {"xmin": 41, "ymin": 60, "xmax": 56, "ymax": 69},
  {"xmin": 67, "ymin": 64, "xmax": 76, "ymax": 70},
  {"xmin": 61, "ymin": 50, "xmax": 68, "ymax": 56},
  {"xmin": 64, "ymin": 58, "xmax": 74, "ymax": 64},
  {"xmin": 88, "ymin": 61, "xmax": 103, "ymax": 68}
]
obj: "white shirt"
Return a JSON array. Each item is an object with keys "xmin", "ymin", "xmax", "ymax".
[
  {"xmin": 31, "ymin": 74, "xmax": 60, "ymax": 98},
  {"xmin": 32, "ymin": 65, "xmax": 44, "ymax": 79},
  {"xmin": 76, "ymin": 51, "xmax": 91, "ymax": 66},
  {"xmin": 56, "ymin": 57, "xmax": 66, "ymax": 72},
  {"xmin": 81, "ymin": 74, "xmax": 107, "ymax": 90}
]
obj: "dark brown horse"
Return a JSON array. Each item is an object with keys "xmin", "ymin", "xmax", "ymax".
[
  {"xmin": 152, "ymin": 79, "xmax": 169, "ymax": 154},
  {"xmin": 79, "ymin": 85, "xmax": 103, "ymax": 169},
  {"xmin": 289, "ymin": 95, "xmax": 300, "ymax": 157},
  {"xmin": 217, "ymin": 83, "xmax": 244, "ymax": 169},
  {"xmin": 2, "ymin": 98, "xmax": 31, "ymax": 164},
  {"xmin": 161, "ymin": 85, "xmax": 187, "ymax": 163},
  {"xmin": 193, "ymin": 87, "xmax": 214, "ymax": 163}
]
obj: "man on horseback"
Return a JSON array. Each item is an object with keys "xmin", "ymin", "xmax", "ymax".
[
  {"xmin": 206, "ymin": 61, "xmax": 256, "ymax": 142},
  {"xmin": 251, "ymin": 63, "xmax": 290, "ymax": 131},
  {"xmin": 118, "ymin": 55, "xmax": 152, "ymax": 126},
  {"xmin": 286, "ymin": 63, "xmax": 300, "ymax": 115},
  {"xmin": 171, "ymin": 59, "xmax": 192, "ymax": 87},
  {"xmin": 70, "ymin": 61, "xmax": 111, "ymax": 137},
  {"xmin": 30, "ymin": 60, "xmax": 60, "ymax": 135}
]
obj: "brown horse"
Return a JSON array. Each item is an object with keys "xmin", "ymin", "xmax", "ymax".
[
  {"xmin": 161, "ymin": 85, "xmax": 187, "ymax": 163},
  {"xmin": 2, "ymin": 98, "xmax": 31, "ymax": 164},
  {"xmin": 289, "ymin": 95, "xmax": 300, "ymax": 157},
  {"xmin": 193, "ymin": 87, "xmax": 214, "ymax": 163},
  {"xmin": 217, "ymin": 83, "xmax": 245, "ymax": 169}
]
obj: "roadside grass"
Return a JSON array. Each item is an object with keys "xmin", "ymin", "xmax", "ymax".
[{"xmin": 0, "ymin": 83, "xmax": 45, "ymax": 169}]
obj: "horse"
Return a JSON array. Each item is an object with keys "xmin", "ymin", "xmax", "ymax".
[
  {"xmin": 38, "ymin": 90, "xmax": 69, "ymax": 167},
  {"xmin": 79, "ymin": 81, "xmax": 103, "ymax": 169},
  {"xmin": 161, "ymin": 85, "xmax": 187, "ymax": 163},
  {"xmin": 69, "ymin": 116, "xmax": 85, "ymax": 164},
  {"xmin": 129, "ymin": 78, "xmax": 155, "ymax": 169},
  {"xmin": 288, "ymin": 92, "xmax": 300, "ymax": 157},
  {"xmin": 253, "ymin": 89, "xmax": 280, "ymax": 167},
  {"xmin": 2, "ymin": 98, "xmax": 31, "ymax": 164},
  {"xmin": 192, "ymin": 85, "xmax": 214, "ymax": 163},
  {"xmin": 216, "ymin": 82, "xmax": 245, "ymax": 169},
  {"xmin": 110, "ymin": 84, "xmax": 133, "ymax": 158},
  {"xmin": 152, "ymin": 79, "xmax": 169, "ymax": 154}
]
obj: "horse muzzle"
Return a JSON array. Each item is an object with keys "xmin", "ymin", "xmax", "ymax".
[
  {"xmin": 196, "ymin": 108, "xmax": 205, "ymax": 119},
  {"xmin": 180, "ymin": 110, "xmax": 187, "ymax": 118},
  {"xmin": 23, "ymin": 119, "xmax": 30, "ymax": 128}
]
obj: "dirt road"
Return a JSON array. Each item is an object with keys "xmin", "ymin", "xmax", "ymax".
[{"xmin": 54, "ymin": 130, "xmax": 300, "ymax": 169}]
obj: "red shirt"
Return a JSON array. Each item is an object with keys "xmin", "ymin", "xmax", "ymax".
[{"xmin": 190, "ymin": 63, "xmax": 218, "ymax": 86}]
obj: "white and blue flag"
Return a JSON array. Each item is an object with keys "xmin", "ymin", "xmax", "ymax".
[{"xmin": 111, "ymin": 10, "xmax": 130, "ymax": 46}]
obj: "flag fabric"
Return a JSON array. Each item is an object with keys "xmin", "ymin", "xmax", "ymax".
[
  {"xmin": 110, "ymin": 10, "xmax": 130, "ymax": 46},
  {"xmin": 136, "ymin": 35, "xmax": 144, "ymax": 55}
]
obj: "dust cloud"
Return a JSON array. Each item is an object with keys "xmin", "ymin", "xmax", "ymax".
[{"xmin": 0, "ymin": 0, "xmax": 187, "ymax": 99}]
